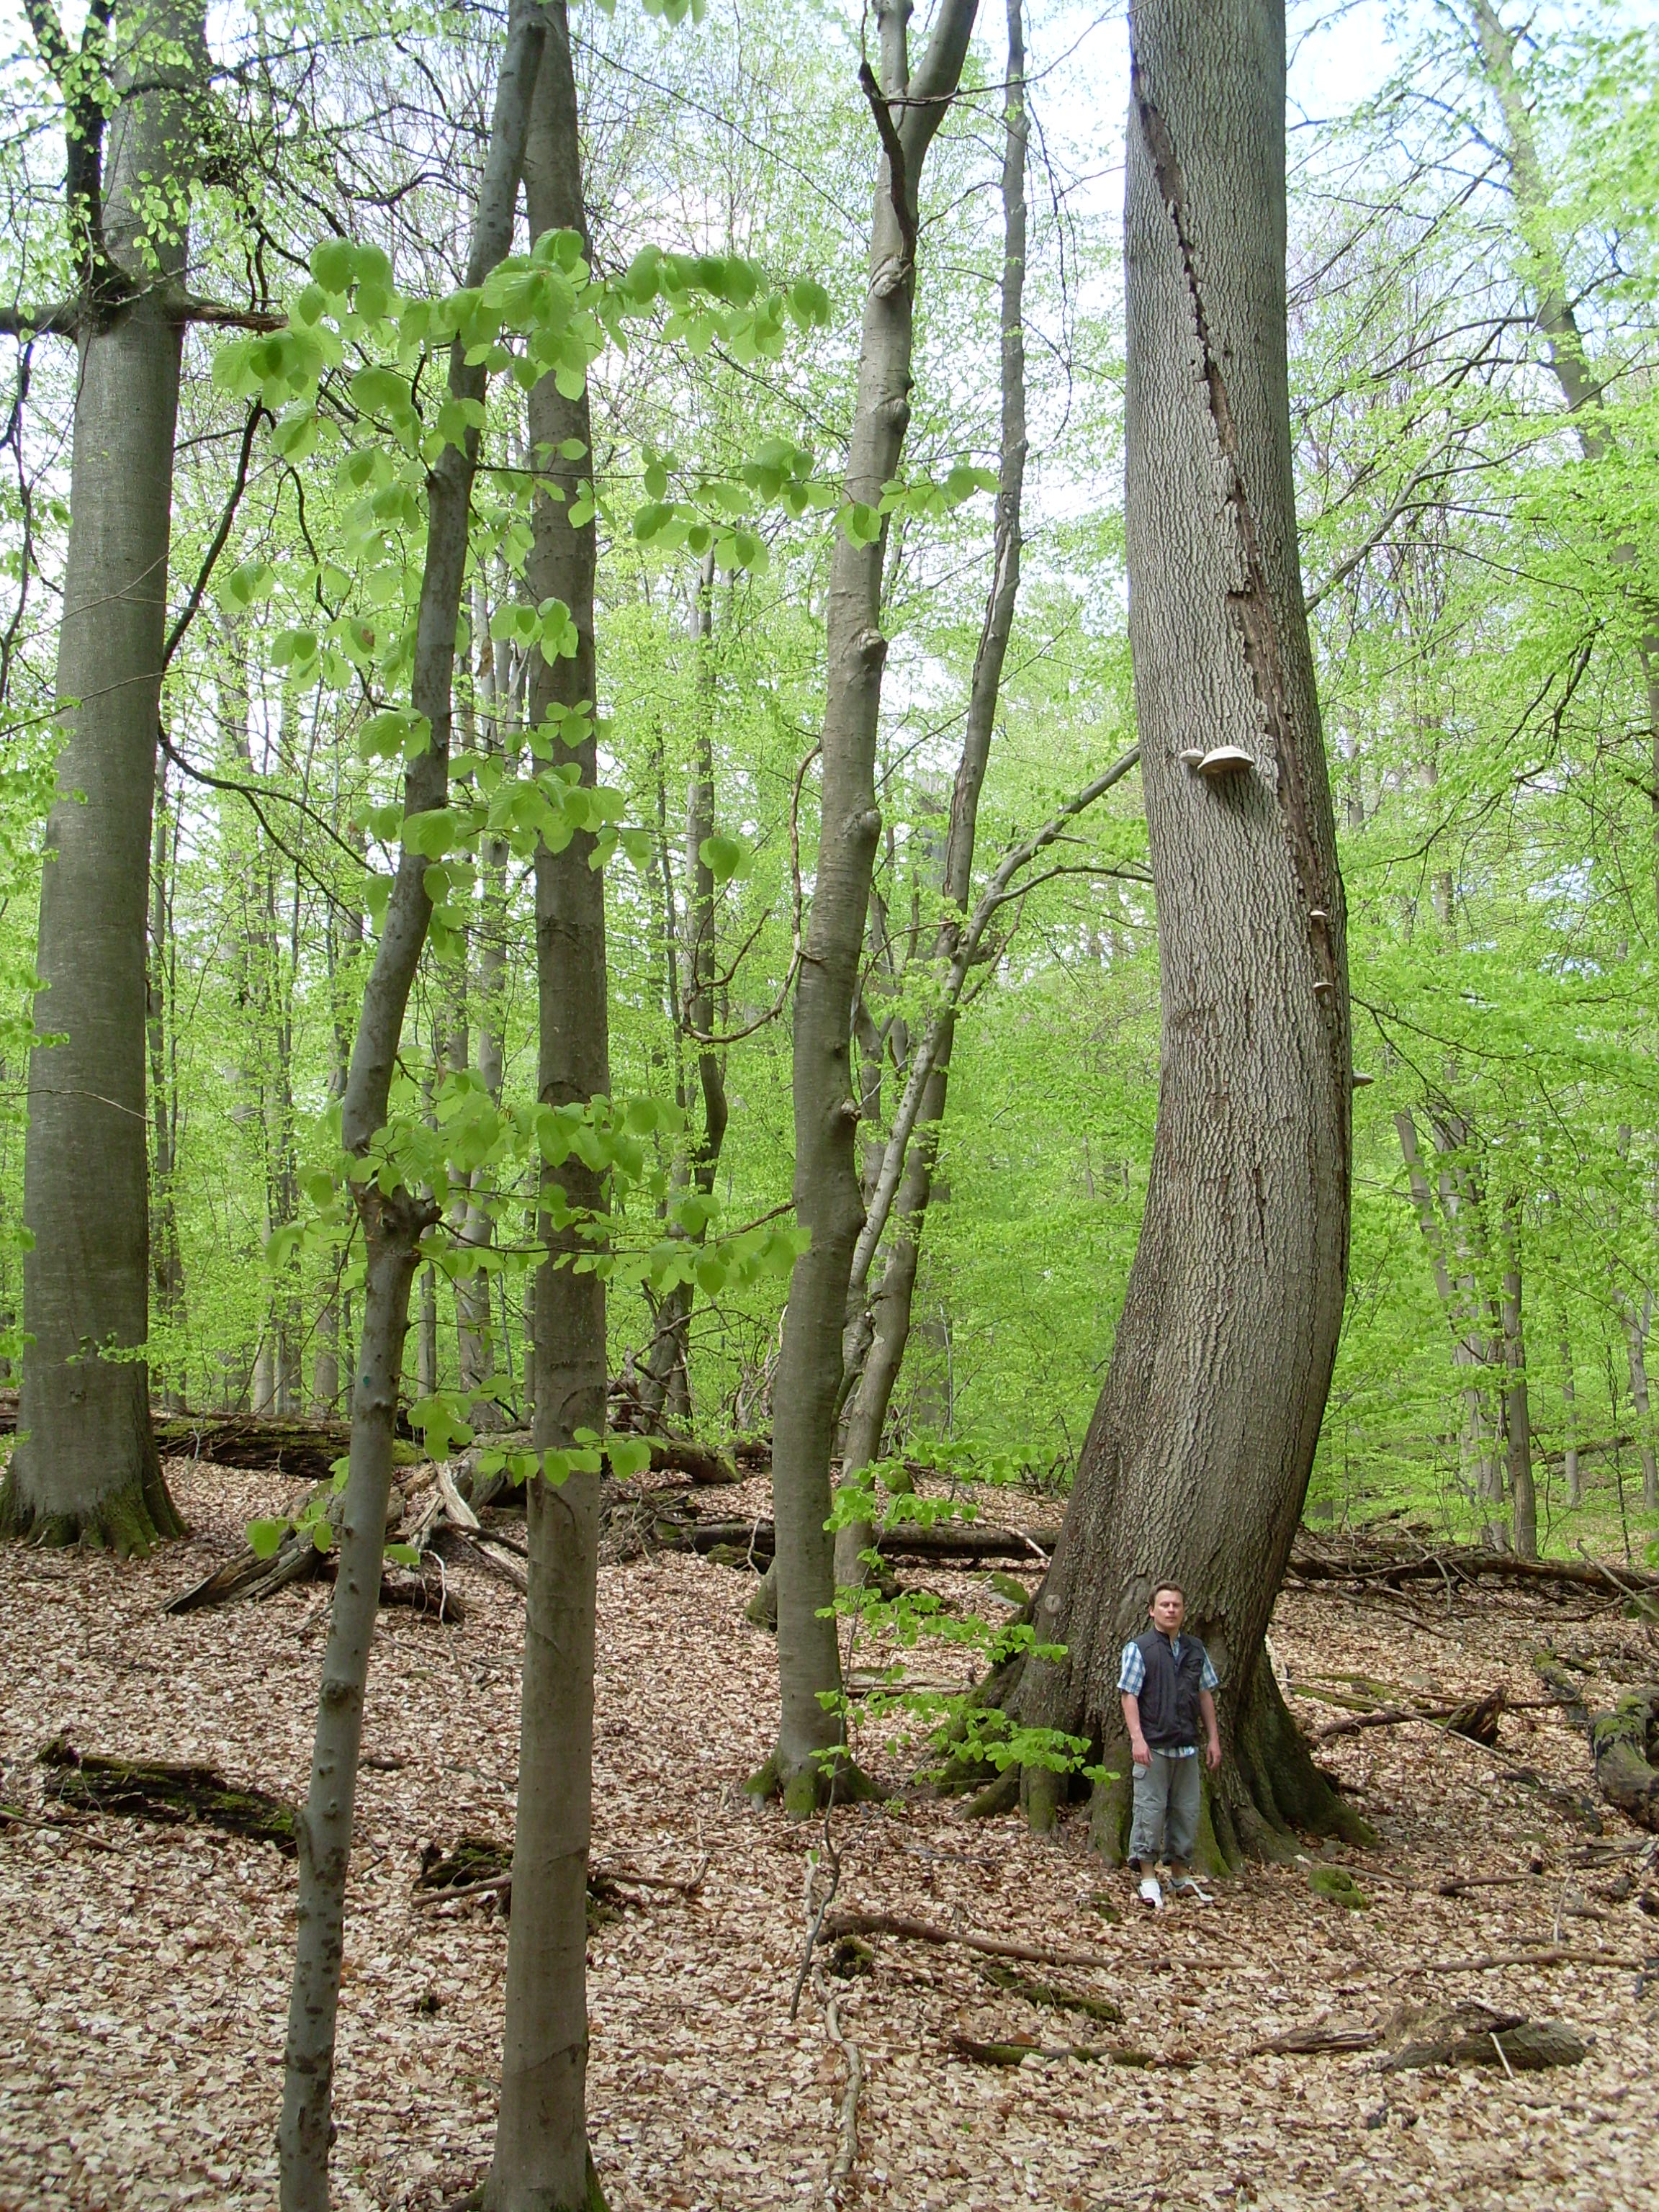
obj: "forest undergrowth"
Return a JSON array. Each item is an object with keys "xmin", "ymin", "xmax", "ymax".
[{"xmin": 1, "ymin": 1455, "xmax": 1656, "ymax": 2212}]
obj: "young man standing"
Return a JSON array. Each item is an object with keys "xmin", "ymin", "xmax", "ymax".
[{"xmin": 1118, "ymin": 1581, "xmax": 1222, "ymax": 1907}]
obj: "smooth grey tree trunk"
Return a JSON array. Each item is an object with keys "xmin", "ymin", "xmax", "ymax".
[
  {"xmin": 760, "ymin": 0, "xmax": 981, "ymax": 1814},
  {"xmin": 995, "ymin": 0, "xmax": 1367, "ymax": 1868},
  {"xmin": 147, "ymin": 757, "xmax": 186, "ymax": 1409},
  {"xmin": 835, "ymin": 0, "xmax": 1030, "ymax": 1586},
  {"xmin": 485, "ymin": 14, "xmax": 606, "ymax": 2206},
  {"xmin": 1499, "ymin": 1195, "xmax": 1537, "ymax": 1557},
  {"xmin": 1559, "ymin": 1335, "xmax": 1581, "ymax": 1505},
  {"xmin": 5, "ymin": 0, "xmax": 210, "ymax": 1552},
  {"xmin": 639, "ymin": 549, "xmax": 729, "ymax": 1424},
  {"xmin": 277, "ymin": 12, "xmax": 549, "ymax": 2203}
]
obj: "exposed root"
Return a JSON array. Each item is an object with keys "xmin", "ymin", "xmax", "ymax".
[{"xmin": 0, "ymin": 1455, "xmax": 186, "ymax": 1558}]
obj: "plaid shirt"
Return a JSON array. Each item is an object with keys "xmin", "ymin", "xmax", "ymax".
[{"xmin": 1118, "ymin": 1633, "xmax": 1219, "ymax": 1758}]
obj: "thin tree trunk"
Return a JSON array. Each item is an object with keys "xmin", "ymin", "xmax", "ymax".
[
  {"xmin": 639, "ymin": 547, "xmax": 729, "ymax": 1424},
  {"xmin": 1560, "ymin": 1334, "xmax": 1581, "ymax": 1506},
  {"xmin": 1500, "ymin": 1194, "xmax": 1536, "ymax": 1558},
  {"xmin": 277, "ymin": 13, "xmax": 548, "ymax": 2201},
  {"xmin": 1429, "ymin": 1111, "xmax": 1509, "ymax": 1542},
  {"xmin": 994, "ymin": 0, "xmax": 1365, "ymax": 1869},
  {"xmin": 457, "ymin": 588, "xmax": 511, "ymax": 1420},
  {"xmin": 1625, "ymin": 1296, "xmax": 1659, "ymax": 1514},
  {"xmin": 486, "ymin": 14, "xmax": 606, "ymax": 2206},
  {"xmin": 6, "ymin": 0, "xmax": 210, "ymax": 1552},
  {"xmin": 761, "ymin": 0, "xmax": 981, "ymax": 1813},
  {"xmin": 315, "ymin": 827, "xmax": 364, "ymax": 1415},
  {"xmin": 835, "ymin": 0, "xmax": 1030, "ymax": 1585},
  {"xmin": 1397, "ymin": 1110, "xmax": 1504, "ymax": 1515}
]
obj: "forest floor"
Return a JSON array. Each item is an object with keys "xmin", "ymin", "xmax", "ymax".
[{"xmin": 2, "ymin": 1457, "xmax": 1658, "ymax": 2212}]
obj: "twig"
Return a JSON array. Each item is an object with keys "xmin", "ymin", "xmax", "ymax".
[
  {"xmin": 821, "ymin": 1905, "xmax": 1119, "ymax": 1974},
  {"xmin": 1490, "ymin": 2030, "xmax": 1517, "ymax": 2081},
  {"xmin": 1421, "ymin": 1946, "xmax": 1640, "ymax": 1973},
  {"xmin": 811, "ymin": 1963, "xmax": 863, "ymax": 2206}
]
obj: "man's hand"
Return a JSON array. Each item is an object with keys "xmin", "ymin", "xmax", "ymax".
[
  {"xmin": 1204, "ymin": 1735, "xmax": 1222, "ymax": 1773},
  {"xmin": 1130, "ymin": 1735, "xmax": 1152, "ymax": 1768}
]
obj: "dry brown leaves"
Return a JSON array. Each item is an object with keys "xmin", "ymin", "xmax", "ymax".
[{"xmin": 1, "ymin": 1462, "xmax": 1657, "ymax": 2211}]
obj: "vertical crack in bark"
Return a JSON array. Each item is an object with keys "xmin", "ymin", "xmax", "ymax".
[{"xmin": 1132, "ymin": 68, "xmax": 1330, "ymax": 979}]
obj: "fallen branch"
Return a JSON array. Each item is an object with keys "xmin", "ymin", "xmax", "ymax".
[
  {"xmin": 1290, "ymin": 1544, "xmax": 1659, "ymax": 1601},
  {"xmin": 821, "ymin": 1905, "xmax": 1118, "ymax": 1974},
  {"xmin": 813, "ymin": 1964, "xmax": 863, "ymax": 2205},
  {"xmin": 40, "ymin": 1737, "xmax": 295, "ymax": 1855},
  {"xmin": 946, "ymin": 2029, "xmax": 1193, "ymax": 2069},
  {"xmin": 1421, "ymin": 1945, "xmax": 1641, "ymax": 1973},
  {"xmin": 1533, "ymin": 1658, "xmax": 1659, "ymax": 1833},
  {"xmin": 1253, "ymin": 2020, "xmax": 1379, "ymax": 2056},
  {"xmin": 664, "ymin": 1516, "xmax": 1061, "ymax": 1565},
  {"xmin": 1382, "ymin": 2001, "xmax": 1585, "ymax": 2072},
  {"xmin": 1314, "ymin": 1690, "xmax": 1508, "ymax": 1745}
]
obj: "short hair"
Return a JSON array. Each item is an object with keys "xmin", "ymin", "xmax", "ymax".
[{"xmin": 1151, "ymin": 1581, "xmax": 1185, "ymax": 1604}]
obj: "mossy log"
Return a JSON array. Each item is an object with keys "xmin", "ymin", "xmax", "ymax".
[
  {"xmin": 40, "ymin": 1735, "xmax": 296, "ymax": 1853},
  {"xmin": 1588, "ymin": 1689, "xmax": 1659, "ymax": 1831},
  {"xmin": 1382, "ymin": 2001, "xmax": 1585, "ymax": 2072}
]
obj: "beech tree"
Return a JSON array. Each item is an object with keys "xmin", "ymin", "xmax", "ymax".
[
  {"xmin": 486, "ymin": 8, "xmax": 608, "ymax": 2203},
  {"xmin": 760, "ymin": 0, "xmax": 982, "ymax": 1812},
  {"xmin": 2, "ymin": 0, "xmax": 215, "ymax": 1551},
  {"xmin": 989, "ymin": 0, "xmax": 1369, "ymax": 1866},
  {"xmin": 276, "ymin": 8, "xmax": 552, "ymax": 2198}
]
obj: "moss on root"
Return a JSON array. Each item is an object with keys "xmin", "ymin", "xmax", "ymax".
[
  {"xmin": 745, "ymin": 1749, "xmax": 881, "ymax": 1818},
  {"xmin": 0, "ymin": 1456, "xmax": 185, "ymax": 1558}
]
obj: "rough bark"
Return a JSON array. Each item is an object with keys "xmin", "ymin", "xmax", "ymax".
[
  {"xmin": 277, "ymin": 13, "xmax": 548, "ymax": 2204},
  {"xmin": 4, "ymin": 0, "xmax": 210, "ymax": 1553},
  {"xmin": 761, "ymin": 0, "xmax": 983, "ymax": 1811},
  {"xmin": 485, "ymin": 15, "xmax": 607, "ymax": 2207},
  {"xmin": 834, "ymin": 0, "xmax": 1030, "ymax": 1588},
  {"xmin": 996, "ymin": 0, "xmax": 1366, "ymax": 1869}
]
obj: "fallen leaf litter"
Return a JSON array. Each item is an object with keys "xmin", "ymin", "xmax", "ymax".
[{"xmin": 1, "ymin": 1457, "xmax": 1657, "ymax": 2211}]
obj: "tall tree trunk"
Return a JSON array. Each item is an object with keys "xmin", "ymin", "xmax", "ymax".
[
  {"xmin": 1429, "ymin": 1112, "xmax": 1509, "ymax": 1542},
  {"xmin": 994, "ymin": 0, "xmax": 1365, "ymax": 1869},
  {"xmin": 835, "ymin": 0, "xmax": 1029, "ymax": 1586},
  {"xmin": 1469, "ymin": 0, "xmax": 1659, "ymax": 924},
  {"xmin": 486, "ymin": 14, "xmax": 606, "ymax": 2206},
  {"xmin": 1500, "ymin": 1194, "xmax": 1537, "ymax": 1558},
  {"xmin": 760, "ymin": 0, "xmax": 981, "ymax": 1814},
  {"xmin": 639, "ymin": 547, "xmax": 729, "ymax": 1424},
  {"xmin": 277, "ymin": 13, "xmax": 548, "ymax": 2202},
  {"xmin": 5, "ymin": 0, "xmax": 210, "ymax": 1552},
  {"xmin": 314, "ymin": 830, "xmax": 364, "ymax": 1415},
  {"xmin": 1559, "ymin": 1333, "xmax": 1581, "ymax": 1506},
  {"xmin": 148, "ymin": 756, "xmax": 186, "ymax": 1410},
  {"xmin": 1397, "ymin": 1110, "xmax": 1504, "ymax": 1517},
  {"xmin": 457, "ymin": 588, "xmax": 511, "ymax": 1420},
  {"xmin": 1625, "ymin": 1296, "xmax": 1659, "ymax": 1514}
]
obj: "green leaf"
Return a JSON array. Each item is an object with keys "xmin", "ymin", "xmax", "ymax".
[
  {"xmin": 247, "ymin": 1518, "xmax": 286, "ymax": 1560},
  {"xmin": 385, "ymin": 1543, "xmax": 421, "ymax": 1569},
  {"xmin": 310, "ymin": 237, "xmax": 356, "ymax": 295}
]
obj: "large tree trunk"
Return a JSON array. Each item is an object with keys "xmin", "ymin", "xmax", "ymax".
[
  {"xmin": 997, "ymin": 0, "xmax": 1365, "ymax": 1869},
  {"xmin": 485, "ymin": 14, "xmax": 606, "ymax": 2206},
  {"xmin": 276, "ymin": 13, "xmax": 549, "ymax": 2203},
  {"xmin": 760, "ymin": 0, "xmax": 981, "ymax": 1814},
  {"xmin": 4, "ymin": 0, "xmax": 209, "ymax": 1552},
  {"xmin": 834, "ymin": 0, "xmax": 1030, "ymax": 1586},
  {"xmin": 147, "ymin": 757, "xmax": 187, "ymax": 1410}
]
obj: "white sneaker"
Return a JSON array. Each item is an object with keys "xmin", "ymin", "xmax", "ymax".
[{"xmin": 1137, "ymin": 1874, "xmax": 1164, "ymax": 1910}]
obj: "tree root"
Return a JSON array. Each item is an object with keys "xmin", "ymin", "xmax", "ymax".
[
  {"xmin": 820, "ymin": 1906, "xmax": 1118, "ymax": 1975},
  {"xmin": 745, "ymin": 1749, "xmax": 881, "ymax": 1819},
  {"xmin": 0, "ymin": 1455, "xmax": 186, "ymax": 1558}
]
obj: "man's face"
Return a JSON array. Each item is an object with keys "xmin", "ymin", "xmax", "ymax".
[{"xmin": 1150, "ymin": 1587, "xmax": 1185, "ymax": 1636}]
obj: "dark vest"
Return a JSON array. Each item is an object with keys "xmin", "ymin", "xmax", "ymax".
[{"xmin": 1134, "ymin": 1629, "xmax": 1205, "ymax": 1750}]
